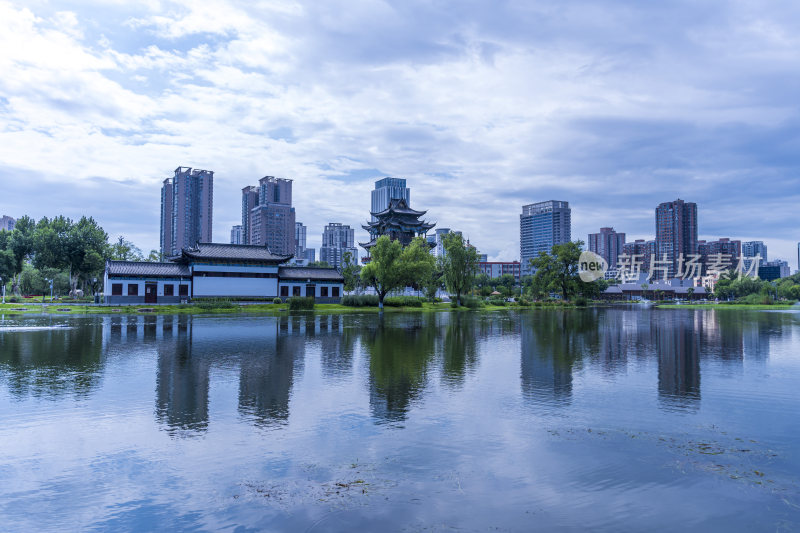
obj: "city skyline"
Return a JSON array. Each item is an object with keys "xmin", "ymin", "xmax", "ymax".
[{"xmin": 1, "ymin": 2, "xmax": 799, "ymax": 265}]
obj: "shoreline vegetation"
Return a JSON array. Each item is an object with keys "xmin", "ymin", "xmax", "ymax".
[{"xmin": 0, "ymin": 300, "xmax": 796, "ymax": 316}]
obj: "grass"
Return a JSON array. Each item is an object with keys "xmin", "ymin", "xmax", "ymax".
[{"xmin": 657, "ymin": 303, "xmax": 797, "ymax": 310}]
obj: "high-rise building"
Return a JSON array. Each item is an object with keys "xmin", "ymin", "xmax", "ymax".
[
  {"xmin": 427, "ymin": 228, "xmax": 462, "ymax": 258},
  {"xmin": 230, "ymin": 225, "xmax": 243, "ymax": 245},
  {"xmin": 295, "ymin": 222, "xmax": 307, "ymax": 257},
  {"xmin": 160, "ymin": 167, "xmax": 213, "ymax": 257},
  {"xmin": 240, "ymin": 186, "xmax": 259, "ymax": 245},
  {"xmin": 655, "ymin": 199, "xmax": 697, "ymax": 278},
  {"xmin": 742, "ymin": 241, "xmax": 767, "ymax": 273},
  {"xmin": 621, "ymin": 239, "xmax": 656, "ymax": 273},
  {"xmin": 0, "ymin": 215, "xmax": 15, "ymax": 232},
  {"xmin": 372, "ymin": 177, "xmax": 410, "ymax": 221},
  {"xmin": 698, "ymin": 238, "xmax": 741, "ymax": 274},
  {"xmin": 320, "ymin": 223, "xmax": 358, "ymax": 270},
  {"xmin": 759, "ymin": 260, "xmax": 790, "ymax": 281},
  {"xmin": 520, "ymin": 200, "xmax": 571, "ymax": 274},
  {"xmin": 588, "ymin": 227, "xmax": 626, "ymax": 267},
  {"xmin": 244, "ymin": 176, "xmax": 295, "ymax": 256},
  {"xmin": 797, "ymin": 242, "xmax": 800, "ymax": 274}
]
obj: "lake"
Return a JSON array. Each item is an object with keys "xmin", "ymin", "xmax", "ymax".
[{"xmin": 1, "ymin": 308, "xmax": 799, "ymax": 531}]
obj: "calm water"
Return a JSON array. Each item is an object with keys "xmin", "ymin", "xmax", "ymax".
[{"xmin": 1, "ymin": 308, "xmax": 799, "ymax": 532}]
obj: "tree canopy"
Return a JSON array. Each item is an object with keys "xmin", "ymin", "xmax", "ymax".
[
  {"xmin": 440, "ymin": 232, "xmax": 479, "ymax": 306},
  {"xmin": 360, "ymin": 235, "xmax": 435, "ymax": 309}
]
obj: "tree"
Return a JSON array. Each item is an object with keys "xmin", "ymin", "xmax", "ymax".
[
  {"xmin": 146, "ymin": 250, "xmax": 161, "ymax": 262},
  {"xmin": 529, "ymin": 241, "xmax": 584, "ymax": 301},
  {"xmin": 6, "ymin": 215, "xmax": 36, "ymax": 295},
  {"xmin": 441, "ymin": 232, "xmax": 480, "ymax": 306},
  {"xmin": 341, "ymin": 251, "xmax": 362, "ymax": 292},
  {"xmin": 687, "ymin": 287, "xmax": 695, "ymax": 300},
  {"xmin": 360, "ymin": 236, "xmax": 434, "ymax": 310},
  {"xmin": 308, "ymin": 261, "xmax": 331, "ymax": 268},
  {"xmin": 110, "ymin": 236, "xmax": 143, "ymax": 261}
]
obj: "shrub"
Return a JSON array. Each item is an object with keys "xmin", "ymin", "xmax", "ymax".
[
  {"xmin": 517, "ymin": 299, "xmax": 531, "ymax": 306},
  {"xmin": 273, "ymin": 297, "xmax": 283, "ymax": 304},
  {"xmin": 487, "ymin": 298, "xmax": 507, "ymax": 306},
  {"xmin": 288, "ymin": 296, "xmax": 315, "ymax": 310},
  {"xmin": 196, "ymin": 298, "xmax": 236, "ymax": 310},
  {"xmin": 574, "ymin": 296, "xmax": 588, "ymax": 307},
  {"xmin": 342, "ymin": 294, "xmax": 379, "ymax": 307},
  {"xmin": 384, "ymin": 296, "xmax": 424, "ymax": 307},
  {"xmin": 462, "ymin": 296, "xmax": 484, "ymax": 309}
]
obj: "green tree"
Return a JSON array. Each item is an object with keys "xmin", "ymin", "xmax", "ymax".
[
  {"xmin": 441, "ymin": 232, "xmax": 479, "ymax": 306},
  {"xmin": 110, "ymin": 236, "xmax": 143, "ymax": 261},
  {"xmin": 360, "ymin": 236, "xmax": 434, "ymax": 310},
  {"xmin": 529, "ymin": 241, "xmax": 584, "ymax": 301},
  {"xmin": 6, "ymin": 215, "xmax": 36, "ymax": 295},
  {"xmin": 341, "ymin": 250, "xmax": 362, "ymax": 292},
  {"xmin": 146, "ymin": 250, "xmax": 161, "ymax": 262}
]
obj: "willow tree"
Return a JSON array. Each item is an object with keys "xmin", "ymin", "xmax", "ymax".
[
  {"xmin": 441, "ymin": 232, "xmax": 479, "ymax": 306},
  {"xmin": 360, "ymin": 235, "xmax": 434, "ymax": 310}
]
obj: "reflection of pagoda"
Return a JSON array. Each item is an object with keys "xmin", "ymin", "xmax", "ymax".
[{"xmin": 360, "ymin": 198, "xmax": 436, "ymax": 252}]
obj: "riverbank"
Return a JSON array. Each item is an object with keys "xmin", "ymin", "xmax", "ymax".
[{"xmin": 657, "ymin": 303, "xmax": 797, "ymax": 310}]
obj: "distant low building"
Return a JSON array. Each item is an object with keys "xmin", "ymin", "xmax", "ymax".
[
  {"xmin": 104, "ymin": 243, "xmax": 343, "ymax": 304},
  {"xmin": 0, "ymin": 215, "xmax": 15, "ymax": 232},
  {"xmin": 759, "ymin": 260, "xmax": 790, "ymax": 281},
  {"xmin": 478, "ymin": 261, "xmax": 522, "ymax": 283}
]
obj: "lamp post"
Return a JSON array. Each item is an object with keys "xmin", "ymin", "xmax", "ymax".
[
  {"xmin": 1, "ymin": 276, "xmax": 5, "ymax": 305},
  {"xmin": 44, "ymin": 278, "xmax": 51, "ymax": 304}
]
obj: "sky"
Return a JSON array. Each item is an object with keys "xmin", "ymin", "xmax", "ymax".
[{"xmin": 1, "ymin": 0, "xmax": 799, "ymax": 267}]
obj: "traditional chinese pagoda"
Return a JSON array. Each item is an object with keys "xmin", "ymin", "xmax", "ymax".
[{"xmin": 360, "ymin": 198, "xmax": 436, "ymax": 252}]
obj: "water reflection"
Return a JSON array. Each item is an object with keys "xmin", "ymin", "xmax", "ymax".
[
  {"xmin": 363, "ymin": 314, "xmax": 436, "ymax": 424},
  {"xmin": 653, "ymin": 313, "xmax": 701, "ymax": 410},
  {"xmin": 0, "ymin": 315, "xmax": 104, "ymax": 399}
]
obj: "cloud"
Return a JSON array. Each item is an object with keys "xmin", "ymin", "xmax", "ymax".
[{"xmin": 0, "ymin": 0, "xmax": 799, "ymax": 267}]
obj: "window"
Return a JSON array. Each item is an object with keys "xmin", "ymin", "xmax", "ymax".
[
  {"xmin": 164, "ymin": 284, "xmax": 174, "ymax": 296},
  {"xmin": 292, "ymin": 286, "xmax": 301, "ymax": 296},
  {"xmin": 112, "ymin": 283, "xmax": 123, "ymax": 296},
  {"xmin": 332, "ymin": 287, "xmax": 340, "ymax": 297},
  {"xmin": 321, "ymin": 286, "xmax": 329, "ymax": 297},
  {"xmin": 127, "ymin": 284, "xmax": 139, "ymax": 296},
  {"xmin": 280, "ymin": 286, "xmax": 288, "ymax": 297},
  {"xmin": 179, "ymin": 285, "xmax": 189, "ymax": 297}
]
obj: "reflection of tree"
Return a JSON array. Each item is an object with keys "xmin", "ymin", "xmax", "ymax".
[
  {"xmin": 238, "ymin": 325, "xmax": 304, "ymax": 427},
  {"xmin": 156, "ymin": 316, "xmax": 210, "ymax": 434},
  {"xmin": 319, "ymin": 315, "xmax": 356, "ymax": 380},
  {"xmin": 0, "ymin": 316, "xmax": 105, "ymax": 399},
  {"xmin": 441, "ymin": 314, "xmax": 478, "ymax": 388},
  {"xmin": 520, "ymin": 311, "xmax": 598, "ymax": 405},
  {"xmin": 364, "ymin": 315, "xmax": 436, "ymax": 423},
  {"xmin": 653, "ymin": 313, "xmax": 701, "ymax": 410}
]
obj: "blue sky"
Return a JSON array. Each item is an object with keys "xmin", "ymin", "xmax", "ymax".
[{"xmin": 1, "ymin": 0, "xmax": 799, "ymax": 266}]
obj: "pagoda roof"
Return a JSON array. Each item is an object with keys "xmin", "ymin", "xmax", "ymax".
[{"xmin": 370, "ymin": 198, "xmax": 428, "ymax": 218}]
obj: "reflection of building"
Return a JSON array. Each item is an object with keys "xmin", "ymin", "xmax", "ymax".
[
  {"xmin": 520, "ymin": 201, "xmax": 571, "ymax": 275},
  {"xmin": 654, "ymin": 314, "xmax": 700, "ymax": 409},
  {"xmin": 160, "ymin": 167, "xmax": 214, "ymax": 257},
  {"xmin": 520, "ymin": 316, "xmax": 574, "ymax": 404},
  {"xmin": 156, "ymin": 316, "xmax": 210, "ymax": 433},
  {"xmin": 360, "ymin": 198, "xmax": 435, "ymax": 254}
]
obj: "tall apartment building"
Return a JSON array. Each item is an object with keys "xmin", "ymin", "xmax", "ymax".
[
  {"xmin": 588, "ymin": 227, "xmax": 626, "ymax": 267},
  {"xmin": 320, "ymin": 223, "xmax": 358, "ymax": 270},
  {"xmin": 520, "ymin": 201, "xmax": 571, "ymax": 274},
  {"xmin": 742, "ymin": 241, "xmax": 768, "ymax": 273},
  {"xmin": 372, "ymin": 177, "xmax": 410, "ymax": 221},
  {"xmin": 160, "ymin": 167, "xmax": 214, "ymax": 257},
  {"xmin": 294, "ymin": 222, "xmax": 315, "ymax": 263},
  {"xmin": 0, "ymin": 215, "xmax": 15, "ymax": 232},
  {"xmin": 655, "ymin": 199, "xmax": 697, "ymax": 278},
  {"xmin": 622, "ymin": 239, "xmax": 656, "ymax": 273},
  {"xmin": 240, "ymin": 186, "xmax": 259, "ymax": 245},
  {"xmin": 427, "ymin": 228, "xmax": 463, "ymax": 258},
  {"xmin": 230, "ymin": 225, "xmax": 243, "ymax": 245},
  {"xmin": 698, "ymin": 238, "xmax": 741, "ymax": 274},
  {"xmin": 244, "ymin": 176, "xmax": 295, "ymax": 256}
]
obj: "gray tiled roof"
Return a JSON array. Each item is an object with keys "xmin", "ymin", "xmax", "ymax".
[
  {"xmin": 278, "ymin": 267, "xmax": 344, "ymax": 281},
  {"xmin": 107, "ymin": 261, "xmax": 190, "ymax": 277},
  {"xmin": 179, "ymin": 243, "xmax": 292, "ymax": 263}
]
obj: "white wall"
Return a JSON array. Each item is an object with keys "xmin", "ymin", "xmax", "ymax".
[{"xmin": 193, "ymin": 276, "xmax": 278, "ymax": 298}]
